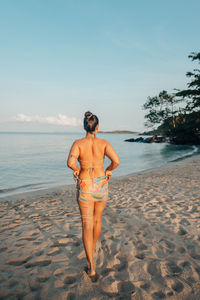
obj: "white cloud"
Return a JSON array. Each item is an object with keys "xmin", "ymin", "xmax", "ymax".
[{"xmin": 14, "ymin": 113, "xmax": 81, "ymax": 127}]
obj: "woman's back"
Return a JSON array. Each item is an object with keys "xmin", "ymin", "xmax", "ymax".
[
  {"xmin": 76, "ymin": 136, "xmax": 108, "ymax": 179},
  {"xmin": 67, "ymin": 111, "xmax": 120, "ymax": 182}
]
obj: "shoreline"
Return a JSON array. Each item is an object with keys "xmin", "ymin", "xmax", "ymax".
[
  {"xmin": 0, "ymin": 150, "xmax": 200, "ymax": 299},
  {"xmin": 2, "ymin": 148, "xmax": 200, "ymax": 203}
]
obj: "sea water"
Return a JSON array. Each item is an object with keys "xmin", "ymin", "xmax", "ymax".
[{"xmin": 0, "ymin": 132, "xmax": 198, "ymax": 198}]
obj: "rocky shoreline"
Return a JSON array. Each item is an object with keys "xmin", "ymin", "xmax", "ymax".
[
  {"xmin": 125, "ymin": 134, "xmax": 200, "ymax": 145},
  {"xmin": 125, "ymin": 135, "xmax": 170, "ymax": 144}
]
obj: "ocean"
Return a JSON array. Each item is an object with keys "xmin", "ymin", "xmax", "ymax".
[{"xmin": 0, "ymin": 132, "xmax": 198, "ymax": 198}]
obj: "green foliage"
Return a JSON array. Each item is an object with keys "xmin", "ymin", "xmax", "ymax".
[
  {"xmin": 142, "ymin": 90, "xmax": 182, "ymax": 130},
  {"xmin": 176, "ymin": 52, "xmax": 200, "ymax": 111},
  {"xmin": 142, "ymin": 51, "xmax": 200, "ymax": 143},
  {"xmin": 157, "ymin": 111, "xmax": 200, "ymax": 137}
]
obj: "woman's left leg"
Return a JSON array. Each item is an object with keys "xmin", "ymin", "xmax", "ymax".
[
  {"xmin": 78, "ymin": 199, "xmax": 95, "ymax": 274},
  {"xmin": 93, "ymin": 200, "xmax": 107, "ymax": 253}
]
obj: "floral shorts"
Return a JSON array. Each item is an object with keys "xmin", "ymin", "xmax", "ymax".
[{"xmin": 77, "ymin": 176, "xmax": 108, "ymax": 202}]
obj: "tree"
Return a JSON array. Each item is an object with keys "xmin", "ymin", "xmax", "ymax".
[
  {"xmin": 142, "ymin": 52, "xmax": 200, "ymax": 144},
  {"xmin": 142, "ymin": 90, "xmax": 182, "ymax": 134},
  {"xmin": 176, "ymin": 52, "xmax": 200, "ymax": 111}
]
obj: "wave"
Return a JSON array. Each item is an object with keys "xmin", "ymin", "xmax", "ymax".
[
  {"xmin": 0, "ymin": 182, "xmax": 52, "ymax": 195},
  {"xmin": 169, "ymin": 145, "xmax": 200, "ymax": 163}
]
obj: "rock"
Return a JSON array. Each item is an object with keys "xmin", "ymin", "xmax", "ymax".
[
  {"xmin": 124, "ymin": 135, "xmax": 168, "ymax": 143},
  {"xmin": 144, "ymin": 135, "xmax": 167, "ymax": 143},
  {"xmin": 124, "ymin": 138, "xmax": 135, "ymax": 142},
  {"xmin": 135, "ymin": 137, "xmax": 144, "ymax": 142}
]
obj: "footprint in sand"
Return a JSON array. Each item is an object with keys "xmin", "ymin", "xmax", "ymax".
[
  {"xmin": 153, "ymin": 239, "xmax": 175, "ymax": 258},
  {"xmin": 179, "ymin": 261, "xmax": 190, "ymax": 268},
  {"xmin": 0, "ymin": 246, "xmax": 7, "ymax": 253},
  {"xmin": 185, "ymin": 276, "xmax": 196, "ymax": 285},
  {"xmin": 146, "ymin": 260, "xmax": 161, "ymax": 278},
  {"xmin": 180, "ymin": 218, "xmax": 190, "ymax": 226},
  {"xmin": 28, "ymin": 277, "xmax": 41, "ymax": 291},
  {"xmin": 63, "ymin": 276, "xmax": 76, "ymax": 285},
  {"xmin": 160, "ymin": 261, "xmax": 182, "ymax": 277},
  {"xmin": 178, "ymin": 247, "xmax": 186, "ymax": 254},
  {"xmin": 139, "ymin": 281, "xmax": 150, "ymax": 291},
  {"xmin": 189, "ymin": 251, "xmax": 200, "ymax": 260},
  {"xmin": 195, "ymin": 266, "xmax": 200, "ymax": 276},
  {"xmin": 170, "ymin": 213, "xmax": 176, "ymax": 219},
  {"xmin": 25, "ymin": 257, "xmax": 51, "ymax": 268},
  {"xmin": 65, "ymin": 292, "xmax": 76, "ymax": 299},
  {"xmin": 47, "ymin": 247, "xmax": 61, "ymax": 256},
  {"xmin": 159, "ymin": 238, "xmax": 175, "ymax": 251},
  {"xmin": 7, "ymin": 256, "xmax": 32, "ymax": 266},
  {"xmin": 135, "ymin": 252, "xmax": 145, "ymax": 260},
  {"xmin": 151, "ymin": 290, "xmax": 166, "ymax": 299},
  {"xmin": 117, "ymin": 281, "xmax": 135, "ymax": 296},
  {"xmin": 135, "ymin": 241, "xmax": 148, "ymax": 251},
  {"xmin": 7, "ymin": 278, "xmax": 18, "ymax": 288},
  {"xmin": 114, "ymin": 255, "xmax": 128, "ymax": 272},
  {"xmin": 177, "ymin": 226, "xmax": 188, "ymax": 236},
  {"xmin": 166, "ymin": 278, "xmax": 184, "ymax": 293},
  {"xmin": 171, "ymin": 280, "xmax": 184, "ymax": 293},
  {"xmin": 101, "ymin": 267, "xmax": 112, "ymax": 276}
]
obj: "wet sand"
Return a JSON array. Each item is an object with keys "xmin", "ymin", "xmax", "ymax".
[{"xmin": 0, "ymin": 155, "xmax": 200, "ymax": 299}]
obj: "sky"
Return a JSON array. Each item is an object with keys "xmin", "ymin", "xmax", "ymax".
[{"xmin": 0, "ymin": 0, "xmax": 200, "ymax": 132}]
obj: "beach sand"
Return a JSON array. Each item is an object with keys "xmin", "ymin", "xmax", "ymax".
[{"xmin": 0, "ymin": 155, "xmax": 200, "ymax": 300}]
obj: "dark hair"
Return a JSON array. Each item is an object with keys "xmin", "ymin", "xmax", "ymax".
[{"xmin": 84, "ymin": 111, "xmax": 99, "ymax": 133}]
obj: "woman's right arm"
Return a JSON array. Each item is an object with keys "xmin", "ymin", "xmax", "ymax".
[
  {"xmin": 67, "ymin": 141, "xmax": 80, "ymax": 180},
  {"xmin": 104, "ymin": 141, "xmax": 120, "ymax": 179}
]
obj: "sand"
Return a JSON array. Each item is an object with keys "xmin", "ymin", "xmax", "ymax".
[{"xmin": 0, "ymin": 154, "xmax": 200, "ymax": 300}]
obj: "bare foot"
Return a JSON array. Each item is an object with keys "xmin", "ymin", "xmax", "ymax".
[
  {"xmin": 88, "ymin": 272, "xmax": 99, "ymax": 283},
  {"xmin": 84, "ymin": 265, "xmax": 90, "ymax": 274}
]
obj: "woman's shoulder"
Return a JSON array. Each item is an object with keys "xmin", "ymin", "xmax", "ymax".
[
  {"xmin": 96, "ymin": 137, "xmax": 109, "ymax": 144},
  {"xmin": 70, "ymin": 139, "xmax": 83, "ymax": 147},
  {"xmin": 73, "ymin": 138, "xmax": 85, "ymax": 143}
]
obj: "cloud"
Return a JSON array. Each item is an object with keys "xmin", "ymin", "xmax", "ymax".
[{"xmin": 14, "ymin": 113, "xmax": 81, "ymax": 127}]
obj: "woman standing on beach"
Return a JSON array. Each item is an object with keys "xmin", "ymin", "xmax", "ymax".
[{"xmin": 67, "ymin": 111, "xmax": 120, "ymax": 282}]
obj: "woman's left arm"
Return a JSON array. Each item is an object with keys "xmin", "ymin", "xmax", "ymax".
[{"xmin": 67, "ymin": 141, "xmax": 80, "ymax": 180}]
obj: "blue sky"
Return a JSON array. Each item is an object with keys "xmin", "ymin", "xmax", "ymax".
[{"xmin": 0, "ymin": 0, "xmax": 199, "ymax": 132}]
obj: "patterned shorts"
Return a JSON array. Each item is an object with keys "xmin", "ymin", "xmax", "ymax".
[{"xmin": 77, "ymin": 176, "xmax": 108, "ymax": 202}]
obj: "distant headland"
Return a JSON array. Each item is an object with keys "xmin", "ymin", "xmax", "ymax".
[{"xmin": 98, "ymin": 130, "xmax": 140, "ymax": 134}]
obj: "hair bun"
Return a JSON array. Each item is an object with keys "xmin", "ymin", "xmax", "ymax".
[
  {"xmin": 84, "ymin": 111, "xmax": 93, "ymax": 119},
  {"xmin": 83, "ymin": 111, "xmax": 99, "ymax": 132}
]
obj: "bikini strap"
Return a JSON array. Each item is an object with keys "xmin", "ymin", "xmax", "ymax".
[
  {"xmin": 77, "ymin": 175, "xmax": 107, "ymax": 182},
  {"xmin": 78, "ymin": 158, "xmax": 104, "ymax": 178},
  {"xmin": 79, "ymin": 158, "xmax": 104, "ymax": 162}
]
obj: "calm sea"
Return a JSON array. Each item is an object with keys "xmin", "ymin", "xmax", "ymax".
[{"xmin": 0, "ymin": 132, "xmax": 198, "ymax": 198}]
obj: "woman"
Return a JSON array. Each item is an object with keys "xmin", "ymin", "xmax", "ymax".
[{"xmin": 67, "ymin": 111, "xmax": 120, "ymax": 282}]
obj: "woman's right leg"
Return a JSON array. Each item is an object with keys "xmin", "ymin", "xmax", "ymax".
[{"xmin": 78, "ymin": 199, "xmax": 95, "ymax": 275}]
